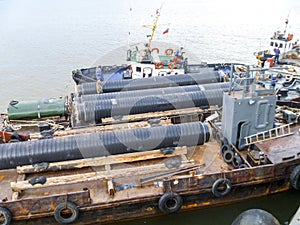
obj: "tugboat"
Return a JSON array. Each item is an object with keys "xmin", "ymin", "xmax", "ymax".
[
  {"xmin": 71, "ymin": 9, "xmax": 223, "ymax": 84},
  {"xmin": 72, "ymin": 9, "xmax": 186, "ymax": 84},
  {"xmin": 255, "ymin": 17, "xmax": 299, "ymax": 67},
  {"xmin": 0, "ymin": 64, "xmax": 299, "ymax": 225}
]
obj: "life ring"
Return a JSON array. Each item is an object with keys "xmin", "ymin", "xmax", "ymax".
[
  {"xmin": 54, "ymin": 201, "xmax": 79, "ymax": 224},
  {"xmin": 151, "ymin": 48, "xmax": 159, "ymax": 54},
  {"xmin": 222, "ymin": 149, "xmax": 234, "ymax": 163},
  {"xmin": 290, "ymin": 165, "xmax": 300, "ymax": 190},
  {"xmin": 212, "ymin": 178, "xmax": 232, "ymax": 198},
  {"xmin": 165, "ymin": 48, "xmax": 174, "ymax": 56},
  {"xmin": 0, "ymin": 206, "xmax": 12, "ymax": 225},
  {"xmin": 232, "ymin": 155, "xmax": 243, "ymax": 169},
  {"xmin": 155, "ymin": 62, "xmax": 164, "ymax": 69},
  {"xmin": 168, "ymin": 62, "xmax": 177, "ymax": 70},
  {"xmin": 158, "ymin": 192, "xmax": 183, "ymax": 214}
]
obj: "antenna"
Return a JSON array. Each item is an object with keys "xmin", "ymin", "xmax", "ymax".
[{"xmin": 283, "ymin": 12, "xmax": 290, "ymax": 35}]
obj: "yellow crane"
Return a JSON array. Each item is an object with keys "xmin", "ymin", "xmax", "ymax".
[
  {"xmin": 143, "ymin": 9, "xmax": 161, "ymax": 53},
  {"xmin": 143, "ymin": 6, "xmax": 169, "ymax": 53}
]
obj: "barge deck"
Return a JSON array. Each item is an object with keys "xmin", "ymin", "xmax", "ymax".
[
  {"xmin": 0, "ymin": 117, "xmax": 299, "ymax": 224},
  {"xmin": 0, "ymin": 69, "xmax": 300, "ymax": 224}
]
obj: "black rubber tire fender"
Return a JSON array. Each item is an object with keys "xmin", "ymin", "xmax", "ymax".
[
  {"xmin": 158, "ymin": 192, "xmax": 183, "ymax": 214},
  {"xmin": 221, "ymin": 137, "xmax": 229, "ymax": 146},
  {"xmin": 0, "ymin": 206, "xmax": 12, "ymax": 225},
  {"xmin": 238, "ymin": 163, "xmax": 249, "ymax": 169},
  {"xmin": 232, "ymin": 155, "xmax": 243, "ymax": 168},
  {"xmin": 223, "ymin": 149, "xmax": 234, "ymax": 163},
  {"xmin": 220, "ymin": 144, "xmax": 230, "ymax": 156},
  {"xmin": 54, "ymin": 201, "xmax": 79, "ymax": 224},
  {"xmin": 290, "ymin": 165, "xmax": 300, "ymax": 190},
  {"xmin": 212, "ymin": 178, "xmax": 232, "ymax": 198}
]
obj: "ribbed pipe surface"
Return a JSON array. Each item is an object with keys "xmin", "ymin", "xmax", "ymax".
[
  {"xmin": 77, "ymin": 71, "xmax": 223, "ymax": 96},
  {"xmin": 0, "ymin": 122, "xmax": 210, "ymax": 169},
  {"xmin": 76, "ymin": 82, "xmax": 232, "ymax": 103},
  {"xmin": 75, "ymin": 89, "xmax": 224, "ymax": 124}
]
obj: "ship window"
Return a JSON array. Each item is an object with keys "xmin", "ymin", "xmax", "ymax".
[
  {"xmin": 136, "ymin": 67, "xmax": 141, "ymax": 72},
  {"xmin": 279, "ymin": 43, "xmax": 283, "ymax": 48},
  {"xmin": 275, "ymin": 42, "xmax": 278, "ymax": 47},
  {"xmin": 270, "ymin": 41, "xmax": 274, "ymax": 47}
]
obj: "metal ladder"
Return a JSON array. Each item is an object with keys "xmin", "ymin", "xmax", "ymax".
[{"xmin": 244, "ymin": 124, "xmax": 293, "ymax": 146}]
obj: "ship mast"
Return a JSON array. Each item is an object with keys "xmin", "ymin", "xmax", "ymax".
[
  {"xmin": 283, "ymin": 13, "xmax": 289, "ymax": 35},
  {"xmin": 145, "ymin": 9, "xmax": 160, "ymax": 52}
]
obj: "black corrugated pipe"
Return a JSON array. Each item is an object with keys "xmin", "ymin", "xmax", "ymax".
[
  {"xmin": 77, "ymin": 70, "xmax": 224, "ymax": 96},
  {"xmin": 76, "ymin": 82, "xmax": 232, "ymax": 103},
  {"xmin": 73, "ymin": 89, "xmax": 224, "ymax": 125},
  {"xmin": 0, "ymin": 122, "xmax": 210, "ymax": 169}
]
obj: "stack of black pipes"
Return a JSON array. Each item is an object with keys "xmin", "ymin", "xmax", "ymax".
[
  {"xmin": 72, "ymin": 70, "xmax": 232, "ymax": 125},
  {"xmin": 0, "ymin": 70, "xmax": 230, "ymax": 169},
  {"xmin": 0, "ymin": 122, "xmax": 210, "ymax": 169}
]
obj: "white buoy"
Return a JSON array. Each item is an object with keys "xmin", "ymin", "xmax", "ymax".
[{"xmin": 232, "ymin": 209, "xmax": 280, "ymax": 225}]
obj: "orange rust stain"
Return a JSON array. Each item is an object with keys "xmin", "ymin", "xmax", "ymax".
[
  {"xmin": 264, "ymin": 186, "xmax": 270, "ymax": 195},
  {"xmin": 146, "ymin": 207, "xmax": 153, "ymax": 212},
  {"xmin": 201, "ymin": 201, "xmax": 212, "ymax": 206},
  {"xmin": 181, "ymin": 202, "xmax": 212, "ymax": 210},
  {"xmin": 182, "ymin": 203, "xmax": 199, "ymax": 209},
  {"xmin": 20, "ymin": 207, "xmax": 29, "ymax": 215},
  {"xmin": 50, "ymin": 204, "xmax": 56, "ymax": 211},
  {"xmin": 272, "ymin": 186, "xmax": 290, "ymax": 193},
  {"xmin": 0, "ymin": 175, "xmax": 5, "ymax": 181},
  {"xmin": 106, "ymin": 215, "xmax": 113, "ymax": 220}
]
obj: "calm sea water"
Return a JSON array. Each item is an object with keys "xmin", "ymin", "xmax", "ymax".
[{"xmin": 1, "ymin": 0, "xmax": 300, "ymax": 224}]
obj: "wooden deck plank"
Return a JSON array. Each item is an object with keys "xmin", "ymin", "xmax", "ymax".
[
  {"xmin": 29, "ymin": 120, "xmax": 168, "ymax": 140},
  {"xmin": 101, "ymin": 107, "xmax": 218, "ymax": 124},
  {"xmin": 12, "ymin": 161, "xmax": 194, "ymax": 192},
  {"xmin": 17, "ymin": 147, "xmax": 187, "ymax": 174},
  {"xmin": 11, "ymin": 174, "xmax": 26, "ymax": 200}
]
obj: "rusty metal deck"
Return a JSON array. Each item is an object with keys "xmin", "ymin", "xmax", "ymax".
[
  {"xmin": 255, "ymin": 125, "xmax": 300, "ymax": 164},
  {"xmin": 0, "ymin": 107, "xmax": 299, "ymax": 224}
]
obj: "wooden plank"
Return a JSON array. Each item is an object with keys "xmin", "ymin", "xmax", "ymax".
[
  {"xmin": 140, "ymin": 164, "xmax": 202, "ymax": 184},
  {"xmin": 17, "ymin": 147, "xmax": 187, "ymax": 174},
  {"xmin": 11, "ymin": 161, "xmax": 194, "ymax": 192},
  {"xmin": 29, "ymin": 120, "xmax": 156, "ymax": 140},
  {"xmin": 107, "ymin": 179, "xmax": 115, "ymax": 196},
  {"xmin": 102, "ymin": 107, "xmax": 218, "ymax": 124},
  {"xmin": 11, "ymin": 174, "xmax": 26, "ymax": 200}
]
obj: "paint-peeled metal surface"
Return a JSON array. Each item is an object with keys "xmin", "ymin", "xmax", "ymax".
[{"xmin": 0, "ymin": 122, "xmax": 210, "ymax": 169}]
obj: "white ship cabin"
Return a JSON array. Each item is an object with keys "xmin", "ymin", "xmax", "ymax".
[
  {"xmin": 268, "ymin": 31, "xmax": 298, "ymax": 54},
  {"xmin": 126, "ymin": 47, "xmax": 186, "ymax": 79}
]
